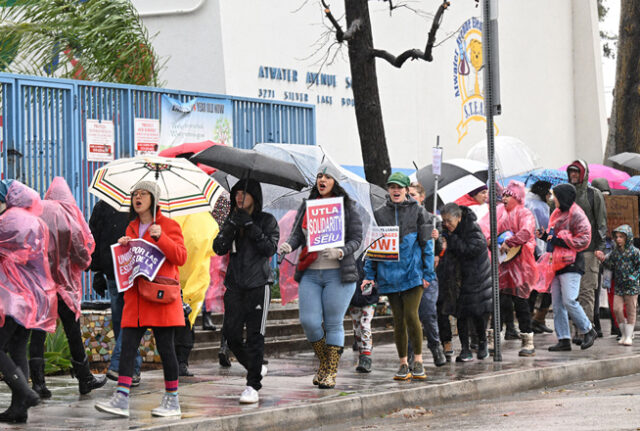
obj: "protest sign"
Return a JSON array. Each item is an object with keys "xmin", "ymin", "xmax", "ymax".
[
  {"xmin": 134, "ymin": 118, "xmax": 160, "ymax": 156},
  {"xmin": 86, "ymin": 119, "xmax": 115, "ymax": 162},
  {"xmin": 365, "ymin": 226, "xmax": 400, "ymax": 261},
  {"xmin": 111, "ymin": 239, "xmax": 166, "ymax": 292},
  {"xmin": 604, "ymin": 195, "xmax": 639, "ymax": 238},
  {"xmin": 306, "ymin": 196, "xmax": 345, "ymax": 252}
]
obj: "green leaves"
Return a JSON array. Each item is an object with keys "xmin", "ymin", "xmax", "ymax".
[
  {"xmin": 0, "ymin": 0, "xmax": 164, "ymax": 85},
  {"xmin": 42, "ymin": 320, "xmax": 72, "ymax": 375}
]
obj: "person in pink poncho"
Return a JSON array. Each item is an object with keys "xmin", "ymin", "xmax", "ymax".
[
  {"xmin": 494, "ymin": 181, "xmax": 538, "ymax": 356},
  {"xmin": 28, "ymin": 177, "xmax": 107, "ymax": 399},
  {"xmin": 0, "ymin": 180, "xmax": 56, "ymax": 424}
]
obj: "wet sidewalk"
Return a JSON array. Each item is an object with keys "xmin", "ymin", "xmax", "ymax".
[{"xmin": 4, "ymin": 325, "xmax": 640, "ymax": 431}]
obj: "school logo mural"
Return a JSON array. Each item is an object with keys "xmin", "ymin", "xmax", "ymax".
[{"xmin": 453, "ymin": 17, "xmax": 498, "ymax": 144}]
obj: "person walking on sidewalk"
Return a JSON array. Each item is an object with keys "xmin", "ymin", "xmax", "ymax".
[
  {"xmin": 362, "ymin": 172, "xmax": 436, "ymax": 381},
  {"xmin": 30, "ymin": 177, "xmax": 107, "ymax": 398},
  {"xmin": 537, "ymin": 183, "xmax": 597, "ymax": 352},
  {"xmin": 493, "ymin": 181, "xmax": 538, "ymax": 356},
  {"xmin": 213, "ymin": 179, "xmax": 279, "ymax": 404},
  {"xmin": 95, "ymin": 181, "xmax": 187, "ymax": 418},
  {"xmin": 0, "ymin": 181, "xmax": 56, "ymax": 424},
  {"xmin": 349, "ymin": 255, "xmax": 379, "ymax": 373},
  {"xmin": 440, "ymin": 202, "xmax": 492, "ymax": 362},
  {"xmin": 566, "ymin": 160, "xmax": 607, "ymax": 345},
  {"xmin": 279, "ymin": 163, "xmax": 362, "ymax": 389},
  {"xmin": 89, "ymin": 199, "xmax": 143, "ymax": 387},
  {"xmin": 595, "ymin": 225, "xmax": 640, "ymax": 346}
]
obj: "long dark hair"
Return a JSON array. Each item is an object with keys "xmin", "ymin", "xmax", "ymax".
[
  {"xmin": 308, "ymin": 179, "xmax": 352, "ymax": 205},
  {"xmin": 128, "ymin": 194, "xmax": 161, "ymax": 221}
]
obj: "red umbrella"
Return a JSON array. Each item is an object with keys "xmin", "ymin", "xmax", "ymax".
[{"xmin": 159, "ymin": 140, "xmax": 223, "ymax": 174}]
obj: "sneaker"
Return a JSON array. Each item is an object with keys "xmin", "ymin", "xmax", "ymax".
[
  {"xmin": 95, "ymin": 391, "xmax": 130, "ymax": 418},
  {"xmin": 239, "ymin": 386, "xmax": 259, "ymax": 404},
  {"xmin": 355, "ymin": 354, "xmax": 372, "ymax": 373},
  {"xmin": 131, "ymin": 374, "xmax": 141, "ymax": 387},
  {"xmin": 455, "ymin": 349, "xmax": 474, "ymax": 362},
  {"xmin": 261, "ymin": 364, "xmax": 268, "ymax": 377},
  {"xmin": 151, "ymin": 393, "xmax": 181, "ymax": 417},
  {"xmin": 106, "ymin": 369, "xmax": 118, "ymax": 382},
  {"xmin": 410, "ymin": 362, "xmax": 426, "ymax": 380},
  {"xmin": 393, "ymin": 363, "xmax": 411, "ymax": 381}
]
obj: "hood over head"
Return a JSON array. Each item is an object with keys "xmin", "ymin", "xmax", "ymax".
[
  {"xmin": 230, "ymin": 178, "xmax": 263, "ymax": 213},
  {"xmin": 44, "ymin": 177, "xmax": 77, "ymax": 206},
  {"xmin": 567, "ymin": 160, "xmax": 589, "ymax": 185},
  {"xmin": 591, "ymin": 177, "xmax": 611, "ymax": 194},
  {"xmin": 612, "ymin": 224, "xmax": 634, "ymax": 246},
  {"xmin": 553, "ymin": 183, "xmax": 576, "ymax": 212},
  {"xmin": 6, "ymin": 181, "xmax": 43, "ymax": 215}
]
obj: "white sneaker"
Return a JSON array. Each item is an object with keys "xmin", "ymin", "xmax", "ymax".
[
  {"xmin": 239, "ymin": 386, "xmax": 259, "ymax": 404},
  {"xmin": 95, "ymin": 391, "xmax": 130, "ymax": 417},
  {"xmin": 261, "ymin": 364, "xmax": 268, "ymax": 377},
  {"xmin": 151, "ymin": 393, "xmax": 182, "ymax": 417}
]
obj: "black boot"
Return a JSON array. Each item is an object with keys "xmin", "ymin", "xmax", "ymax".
[
  {"xmin": 504, "ymin": 322, "xmax": 520, "ymax": 340},
  {"xmin": 581, "ymin": 328, "xmax": 598, "ymax": 350},
  {"xmin": 29, "ymin": 358, "xmax": 51, "ymax": 399},
  {"xmin": 0, "ymin": 367, "xmax": 40, "ymax": 423},
  {"xmin": 218, "ymin": 338, "xmax": 232, "ymax": 368},
  {"xmin": 202, "ymin": 312, "xmax": 215, "ymax": 331},
  {"xmin": 71, "ymin": 356, "xmax": 107, "ymax": 395},
  {"xmin": 548, "ymin": 339, "xmax": 572, "ymax": 351},
  {"xmin": 178, "ymin": 362, "xmax": 194, "ymax": 377},
  {"xmin": 429, "ymin": 345, "xmax": 447, "ymax": 367}
]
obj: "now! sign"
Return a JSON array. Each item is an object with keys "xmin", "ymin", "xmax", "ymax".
[{"xmin": 365, "ymin": 226, "xmax": 400, "ymax": 261}]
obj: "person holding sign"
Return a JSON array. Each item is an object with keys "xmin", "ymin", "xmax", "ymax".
[
  {"xmin": 213, "ymin": 179, "xmax": 279, "ymax": 404},
  {"xmin": 278, "ymin": 163, "xmax": 363, "ymax": 390},
  {"xmin": 362, "ymin": 172, "xmax": 436, "ymax": 381},
  {"xmin": 96, "ymin": 181, "xmax": 187, "ymax": 418}
]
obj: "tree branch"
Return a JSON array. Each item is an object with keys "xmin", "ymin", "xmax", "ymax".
[
  {"xmin": 320, "ymin": 0, "xmax": 361, "ymax": 42},
  {"xmin": 369, "ymin": 0, "xmax": 450, "ymax": 68}
]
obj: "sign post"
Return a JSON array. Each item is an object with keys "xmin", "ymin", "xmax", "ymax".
[{"xmin": 432, "ymin": 136, "xmax": 443, "ymax": 253}]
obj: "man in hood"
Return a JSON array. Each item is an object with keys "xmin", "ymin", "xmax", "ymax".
[
  {"xmin": 213, "ymin": 178, "xmax": 279, "ymax": 404},
  {"xmin": 566, "ymin": 160, "xmax": 607, "ymax": 344}
]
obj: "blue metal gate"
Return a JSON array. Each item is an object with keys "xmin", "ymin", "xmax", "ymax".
[{"xmin": 0, "ymin": 72, "xmax": 316, "ymax": 304}]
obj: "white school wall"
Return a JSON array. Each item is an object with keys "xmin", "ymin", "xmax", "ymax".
[{"xmin": 134, "ymin": 0, "xmax": 607, "ymax": 171}]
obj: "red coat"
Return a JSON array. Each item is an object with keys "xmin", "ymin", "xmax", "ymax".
[{"xmin": 121, "ymin": 211, "xmax": 188, "ymax": 328}]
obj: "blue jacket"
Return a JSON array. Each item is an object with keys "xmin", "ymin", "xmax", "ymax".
[{"xmin": 364, "ymin": 196, "xmax": 435, "ymax": 294}]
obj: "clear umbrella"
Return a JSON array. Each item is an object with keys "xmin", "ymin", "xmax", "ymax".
[{"xmin": 466, "ymin": 136, "xmax": 542, "ymax": 178}]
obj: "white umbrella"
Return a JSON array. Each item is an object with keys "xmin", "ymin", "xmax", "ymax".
[
  {"xmin": 466, "ymin": 136, "xmax": 542, "ymax": 178},
  {"xmin": 89, "ymin": 155, "xmax": 224, "ymax": 218}
]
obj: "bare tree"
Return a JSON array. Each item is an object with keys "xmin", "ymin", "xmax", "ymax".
[
  {"xmin": 321, "ymin": 0, "xmax": 450, "ymax": 186},
  {"xmin": 606, "ymin": 1, "xmax": 640, "ymax": 171}
]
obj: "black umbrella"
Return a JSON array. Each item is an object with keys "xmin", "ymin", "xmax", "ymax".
[
  {"xmin": 415, "ymin": 158, "xmax": 489, "ymax": 208},
  {"xmin": 191, "ymin": 145, "xmax": 309, "ymax": 191}
]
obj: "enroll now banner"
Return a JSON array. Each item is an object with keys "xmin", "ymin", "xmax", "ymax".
[
  {"xmin": 111, "ymin": 239, "xmax": 166, "ymax": 292},
  {"xmin": 306, "ymin": 197, "xmax": 345, "ymax": 252},
  {"xmin": 159, "ymin": 95, "xmax": 233, "ymax": 151}
]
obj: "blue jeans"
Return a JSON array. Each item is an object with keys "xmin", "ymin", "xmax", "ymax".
[
  {"xmin": 418, "ymin": 278, "xmax": 441, "ymax": 349},
  {"xmin": 551, "ymin": 272, "xmax": 593, "ymax": 340},
  {"xmin": 298, "ymin": 268, "xmax": 356, "ymax": 347},
  {"xmin": 107, "ymin": 279, "xmax": 142, "ymax": 375}
]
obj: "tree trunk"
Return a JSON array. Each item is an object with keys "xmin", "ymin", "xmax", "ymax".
[
  {"xmin": 344, "ymin": 0, "xmax": 392, "ymax": 187},
  {"xmin": 610, "ymin": 1, "xmax": 640, "ymax": 173}
]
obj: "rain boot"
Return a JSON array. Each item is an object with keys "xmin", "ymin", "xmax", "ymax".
[
  {"xmin": 318, "ymin": 345, "xmax": 342, "ymax": 389},
  {"xmin": 0, "ymin": 367, "xmax": 40, "ymax": 423},
  {"xmin": 310, "ymin": 338, "xmax": 328, "ymax": 386},
  {"xmin": 71, "ymin": 356, "xmax": 107, "ymax": 395},
  {"xmin": 622, "ymin": 323, "xmax": 634, "ymax": 346},
  {"xmin": 504, "ymin": 321, "xmax": 520, "ymax": 340},
  {"xmin": 29, "ymin": 358, "xmax": 51, "ymax": 399},
  {"xmin": 531, "ymin": 308, "xmax": 553, "ymax": 333},
  {"xmin": 518, "ymin": 333, "xmax": 535, "ymax": 357}
]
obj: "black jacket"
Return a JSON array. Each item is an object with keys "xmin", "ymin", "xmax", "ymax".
[
  {"xmin": 89, "ymin": 200, "xmax": 130, "ymax": 280},
  {"xmin": 287, "ymin": 195, "xmax": 363, "ymax": 284},
  {"xmin": 213, "ymin": 179, "xmax": 279, "ymax": 290},
  {"xmin": 444, "ymin": 206, "xmax": 492, "ymax": 318}
]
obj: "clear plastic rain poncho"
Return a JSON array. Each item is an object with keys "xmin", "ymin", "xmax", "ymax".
[
  {"xmin": 0, "ymin": 181, "xmax": 57, "ymax": 332},
  {"xmin": 41, "ymin": 177, "xmax": 95, "ymax": 319}
]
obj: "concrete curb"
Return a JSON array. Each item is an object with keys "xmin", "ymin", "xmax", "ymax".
[{"xmin": 143, "ymin": 354, "xmax": 640, "ymax": 431}]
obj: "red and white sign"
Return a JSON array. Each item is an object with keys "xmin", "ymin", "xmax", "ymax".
[
  {"xmin": 306, "ymin": 197, "xmax": 345, "ymax": 252},
  {"xmin": 86, "ymin": 119, "xmax": 115, "ymax": 162},
  {"xmin": 365, "ymin": 226, "xmax": 400, "ymax": 261},
  {"xmin": 134, "ymin": 118, "xmax": 160, "ymax": 156}
]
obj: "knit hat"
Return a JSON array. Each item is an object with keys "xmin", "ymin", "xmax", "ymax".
[
  {"xmin": 131, "ymin": 180, "xmax": 161, "ymax": 204},
  {"xmin": 316, "ymin": 162, "xmax": 342, "ymax": 181},
  {"xmin": 553, "ymin": 183, "xmax": 576, "ymax": 212},
  {"xmin": 0, "ymin": 179, "xmax": 15, "ymax": 203},
  {"xmin": 530, "ymin": 180, "xmax": 552, "ymax": 201},
  {"xmin": 386, "ymin": 172, "xmax": 410, "ymax": 188},
  {"xmin": 468, "ymin": 184, "xmax": 488, "ymax": 197},
  {"xmin": 502, "ymin": 180, "xmax": 525, "ymax": 204}
]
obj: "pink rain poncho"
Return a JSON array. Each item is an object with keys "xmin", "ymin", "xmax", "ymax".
[
  {"xmin": 486, "ymin": 181, "xmax": 538, "ymax": 298},
  {"xmin": 533, "ymin": 203, "xmax": 592, "ymax": 292},
  {"xmin": 41, "ymin": 177, "xmax": 95, "ymax": 319},
  {"xmin": 0, "ymin": 181, "xmax": 57, "ymax": 332}
]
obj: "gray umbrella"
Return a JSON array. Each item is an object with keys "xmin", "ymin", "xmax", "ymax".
[
  {"xmin": 609, "ymin": 152, "xmax": 640, "ymax": 171},
  {"xmin": 191, "ymin": 145, "xmax": 309, "ymax": 191}
]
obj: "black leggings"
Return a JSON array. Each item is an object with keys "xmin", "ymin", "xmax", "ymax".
[
  {"xmin": 498, "ymin": 293, "xmax": 532, "ymax": 333},
  {"xmin": 119, "ymin": 326, "xmax": 178, "ymax": 381},
  {"xmin": 528, "ymin": 291, "xmax": 552, "ymax": 311},
  {"xmin": 0, "ymin": 317, "xmax": 29, "ymax": 380},
  {"xmin": 30, "ymin": 294, "xmax": 86, "ymax": 361}
]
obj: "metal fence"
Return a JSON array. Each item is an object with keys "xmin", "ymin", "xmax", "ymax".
[{"xmin": 0, "ymin": 72, "xmax": 316, "ymax": 304}]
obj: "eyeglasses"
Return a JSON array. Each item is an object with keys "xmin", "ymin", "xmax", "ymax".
[{"xmin": 132, "ymin": 191, "xmax": 150, "ymax": 198}]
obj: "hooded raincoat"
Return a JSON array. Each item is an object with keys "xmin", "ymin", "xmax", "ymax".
[
  {"xmin": 41, "ymin": 177, "xmax": 95, "ymax": 319},
  {"xmin": 494, "ymin": 181, "xmax": 538, "ymax": 298},
  {"xmin": 174, "ymin": 212, "xmax": 218, "ymax": 326},
  {"xmin": 600, "ymin": 224, "xmax": 640, "ymax": 296},
  {"xmin": 0, "ymin": 181, "xmax": 57, "ymax": 332},
  {"xmin": 566, "ymin": 160, "xmax": 607, "ymax": 252}
]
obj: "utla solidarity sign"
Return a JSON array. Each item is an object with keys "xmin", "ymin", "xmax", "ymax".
[{"xmin": 306, "ymin": 197, "xmax": 345, "ymax": 252}]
